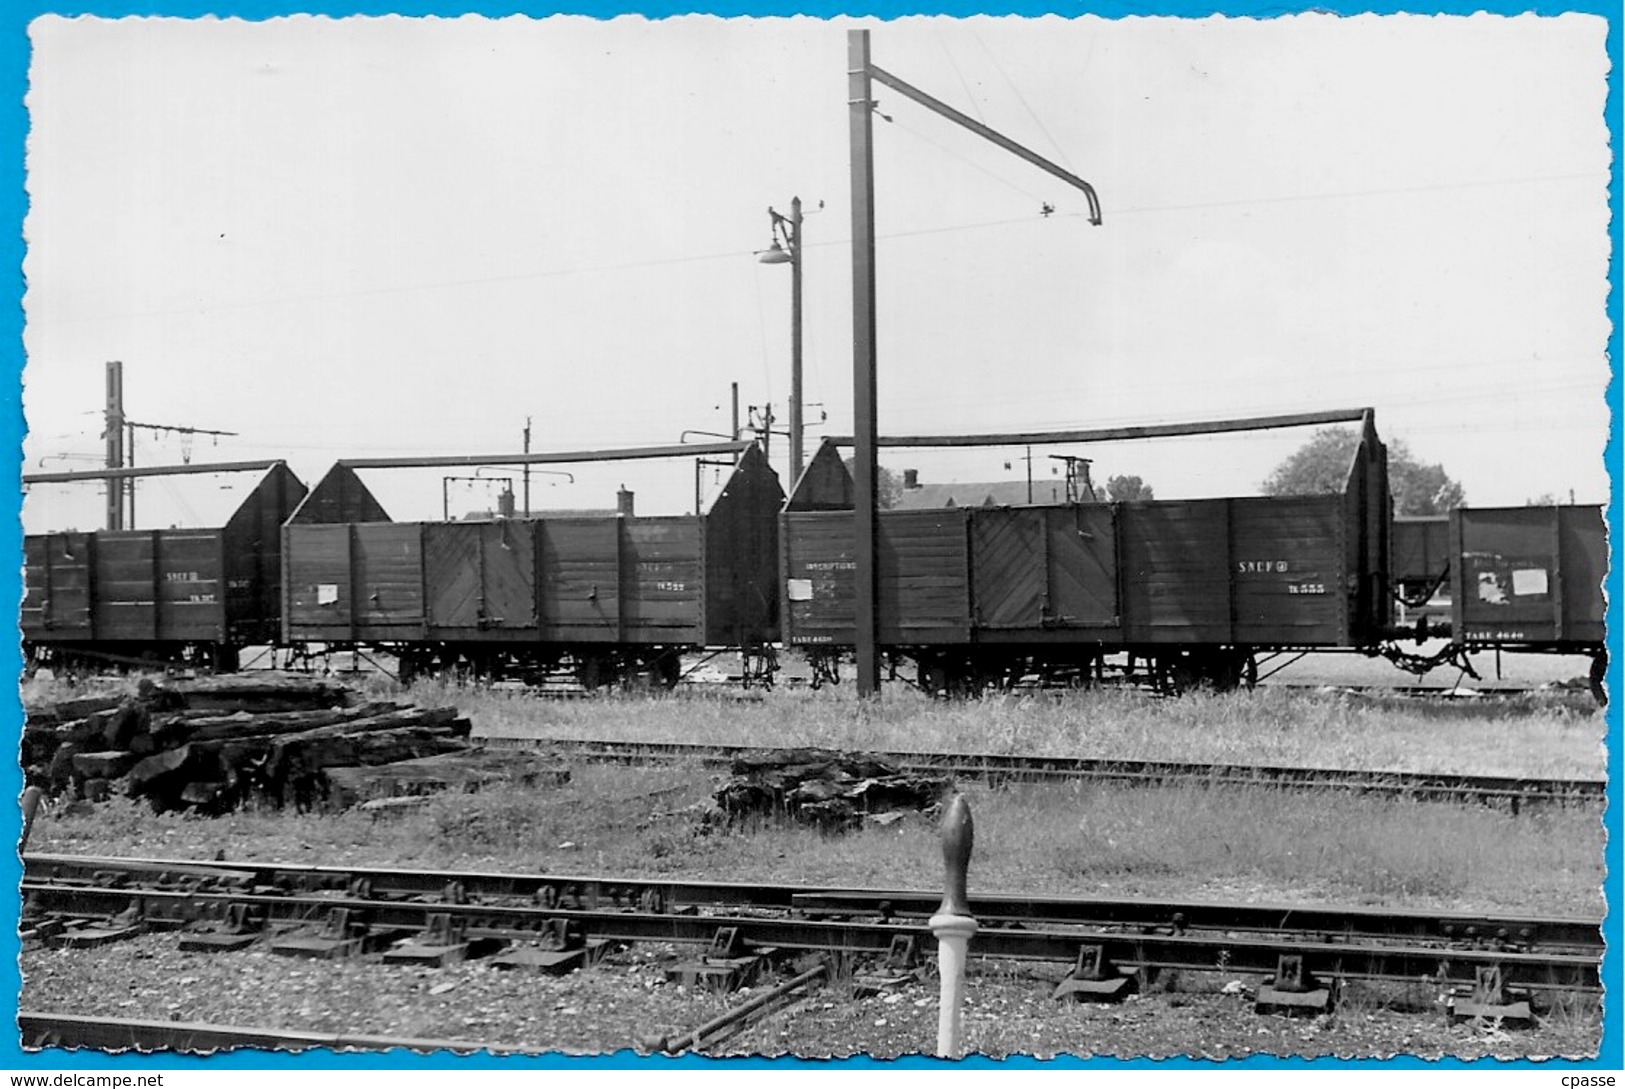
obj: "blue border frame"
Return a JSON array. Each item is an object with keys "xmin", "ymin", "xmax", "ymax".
[{"xmin": 0, "ymin": 0, "xmax": 1617, "ymax": 1072}]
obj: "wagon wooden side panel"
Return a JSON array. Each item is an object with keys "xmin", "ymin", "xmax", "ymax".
[
  {"xmin": 91, "ymin": 530, "xmax": 228, "ymax": 645},
  {"xmin": 346, "ymin": 524, "xmax": 427, "ymax": 640},
  {"xmin": 536, "ymin": 518, "xmax": 622, "ymax": 643},
  {"xmin": 1117, "ymin": 500, "xmax": 1232, "ymax": 644},
  {"xmin": 781, "ymin": 509, "xmax": 971, "ymax": 646},
  {"xmin": 21, "ymin": 532, "xmax": 95, "ymax": 642},
  {"xmin": 1230, "ymin": 496, "xmax": 1350, "ymax": 646},
  {"xmin": 283, "ymin": 524, "xmax": 360, "ymax": 642},
  {"xmin": 619, "ymin": 517, "xmax": 706, "ymax": 645}
]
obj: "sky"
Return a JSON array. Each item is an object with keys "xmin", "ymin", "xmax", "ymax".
[{"xmin": 17, "ymin": 12, "xmax": 1613, "ymax": 529}]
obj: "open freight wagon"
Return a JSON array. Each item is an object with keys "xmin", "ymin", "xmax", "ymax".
[
  {"xmin": 281, "ymin": 445, "xmax": 783, "ymax": 687},
  {"xmin": 1384, "ymin": 504, "xmax": 1606, "ymax": 698},
  {"xmin": 21, "ymin": 463, "xmax": 308, "ymax": 672},
  {"xmin": 1449, "ymin": 504, "xmax": 1607, "ymax": 690},
  {"xmin": 780, "ymin": 415, "xmax": 1391, "ymax": 693}
]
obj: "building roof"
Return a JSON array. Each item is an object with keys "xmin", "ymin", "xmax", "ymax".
[
  {"xmin": 461, "ymin": 508, "xmax": 619, "ymax": 520},
  {"xmin": 893, "ymin": 479, "xmax": 1073, "ymax": 510}
]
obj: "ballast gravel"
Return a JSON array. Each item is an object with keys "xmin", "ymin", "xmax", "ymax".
[{"xmin": 19, "ymin": 933, "xmax": 1598, "ymax": 1063}]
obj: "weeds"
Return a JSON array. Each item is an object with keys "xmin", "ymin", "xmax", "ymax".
[{"xmin": 428, "ymin": 680, "xmax": 1604, "ymax": 782}]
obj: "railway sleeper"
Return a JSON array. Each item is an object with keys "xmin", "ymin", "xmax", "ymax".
[
  {"xmin": 666, "ymin": 926, "xmax": 777, "ymax": 992},
  {"xmin": 1254, "ymin": 954, "xmax": 1335, "ymax": 1016},
  {"xmin": 852, "ymin": 934, "xmax": 924, "ymax": 998},
  {"xmin": 178, "ymin": 902, "xmax": 266, "ymax": 953},
  {"xmin": 1052, "ymin": 943, "xmax": 1139, "ymax": 1004},
  {"xmin": 489, "ymin": 918, "xmax": 614, "ymax": 975},
  {"xmin": 384, "ymin": 911, "xmax": 505, "ymax": 968},
  {"xmin": 270, "ymin": 906, "xmax": 408, "ymax": 960},
  {"xmin": 52, "ymin": 902, "xmax": 147, "ymax": 950},
  {"xmin": 1448, "ymin": 964, "xmax": 1534, "ymax": 1029}
]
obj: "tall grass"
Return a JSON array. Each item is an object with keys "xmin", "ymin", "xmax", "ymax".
[
  {"xmin": 407, "ymin": 680, "xmax": 1605, "ymax": 781},
  {"xmin": 21, "ymin": 671, "xmax": 1603, "ymax": 916},
  {"xmin": 30, "ymin": 765, "xmax": 1603, "ymax": 918}
]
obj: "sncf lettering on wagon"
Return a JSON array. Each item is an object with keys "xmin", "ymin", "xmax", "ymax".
[
  {"xmin": 1236, "ymin": 560, "xmax": 1289, "ymax": 574},
  {"xmin": 803, "ymin": 561, "xmax": 858, "ymax": 571}
]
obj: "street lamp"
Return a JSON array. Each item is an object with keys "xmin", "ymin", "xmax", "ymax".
[{"xmin": 760, "ymin": 196, "xmax": 805, "ymax": 487}]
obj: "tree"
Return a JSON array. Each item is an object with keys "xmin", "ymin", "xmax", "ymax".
[
  {"xmin": 1262, "ymin": 427, "xmax": 1464, "ymax": 515},
  {"xmin": 841, "ymin": 458, "xmax": 904, "ymax": 509},
  {"xmin": 1106, "ymin": 474, "xmax": 1154, "ymax": 502}
]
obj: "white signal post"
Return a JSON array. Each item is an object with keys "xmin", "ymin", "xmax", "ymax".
[{"xmin": 929, "ymin": 793, "xmax": 977, "ymax": 1058}]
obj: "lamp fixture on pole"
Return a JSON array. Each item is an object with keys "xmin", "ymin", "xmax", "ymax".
[{"xmin": 759, "ymin": 197, "xmax": 805, "ymax": 487}]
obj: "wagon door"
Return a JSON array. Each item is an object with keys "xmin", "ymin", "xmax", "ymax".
[
  {"xmin": 425, "ymin": 522, "xmax": 536, "ymax": 633},
  {"xmin": 972, "ymin": 507, "xmax": 1117, "ymax": 630},
  {"xmin": 536, "ymin": 519, "xmax": 621, "ymax": 641}
]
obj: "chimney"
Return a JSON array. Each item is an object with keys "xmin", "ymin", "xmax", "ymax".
[
  {"xmin": 617, "ymin": 486, "xmax": 634, "ymax": 517},
  {"xmin": 903, "ymin": 468, "xmax": 920, "ymax": 490},
  {"xmin": 497, "ymin": 487, "xmax": 516, "ymax": 519}
]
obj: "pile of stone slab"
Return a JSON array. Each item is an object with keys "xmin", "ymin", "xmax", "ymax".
[
  {"xmin": 713, "ymin": 747, "xmax": 952, "ymax": 831},
  {"xmin": 20, "ymin": 674, "xmax": 551, "ymax": 815}
]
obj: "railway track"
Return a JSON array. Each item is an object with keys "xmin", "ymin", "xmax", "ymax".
[
  {"xmin": 470, "ymin": 736, "xmax": 1605, "ymax": 808},
  {"xmin": 18, "ymin": 1013, "xmax": 514, "ymax": 1055},
  {"xmin": 21, "ymin": 853, "xmax": 1601, "ymax": 997}
]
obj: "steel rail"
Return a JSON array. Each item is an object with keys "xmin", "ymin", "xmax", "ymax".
[
  {"xmin": 24, "ymin": 853, "xmax": 1601, "ymax": 950},
  {"xmin": 19, "ymin": 882, "xmax": 1600, "ymax": 993},
  {"xmin": 468, "ymin": 736, "xmax": 1605, "ymax": 805},
  {"xmin": 18, "ymin": 1012, "xmax": 516, "ymax": 1055}
]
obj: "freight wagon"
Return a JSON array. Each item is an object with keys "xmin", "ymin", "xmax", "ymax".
[
  {"xmin": 780, "ymin": 416, "xmax": 1392, "ymax": 693},
  {"xmin": 279, "ymin": 445, "xmax": 783, "ymax": 687},
  {"xmin": 21, "ymin": 463, "xmax": 307, "ymax": 672},
  {"xmin": 1450, "ymin": 504, "xmax": 1608, "ymax": 698},
  {"xmin": 1385, "ymin": 504, "xmax": 1606, "ymax": 697}
]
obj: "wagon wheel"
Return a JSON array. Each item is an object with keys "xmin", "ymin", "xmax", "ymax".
[
  {"xmin": 1157, "ymin": 653, "xmax": 1202, "ymax": 696},
  {"xmin": 651, "ymin": 652, "xmax": 682, "ymax": 691},
  {"xmin": 1202, "ymin": 649, "xmax": 1249, "ymax": 693},
  {"xmin": 917, "ymin": 656, "xmax": 951, "ymax": 697},
  {"xmin": 575, "ymin": 653, "xmax": 606, "ymax": 692}
]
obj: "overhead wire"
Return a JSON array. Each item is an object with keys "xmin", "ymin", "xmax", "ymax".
[
  {"xmin": 27, "ymin": 168, "xmax": 1599, "ymax": 330},
  {"xmin": 969, "ymin": 27, "xmax": 1079, "ymax": 176}
]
